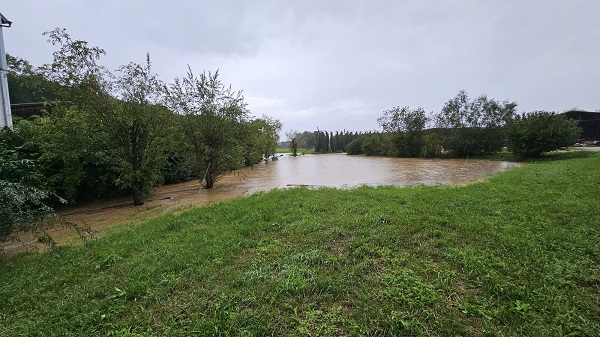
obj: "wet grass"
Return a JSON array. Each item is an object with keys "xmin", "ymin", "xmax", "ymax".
[
  {"xmin": 1, "ymin": 153, "xmax": 599, "ymax": 336},
  {"xmin": 276, "ymin": 148, "xmax": 316, "ymax": 154}
]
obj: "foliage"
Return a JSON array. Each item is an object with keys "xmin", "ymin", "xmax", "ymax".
[
  {"xmin": 103, "ymin": 56, "xmax": 174, "ymax": 205},
  {"xmin": 250, "ymin": 115, "xmax": 282, "ymax": 162},
  {"xmin": 41, "ymin": 27, "xmax": 108, "ymax": 101},
  {"xmin": 344, "ymin": 132, "xmax": 388, "ymax": 156},
  {"xmin": 378, "ymin": 106, "xmax": 428, "ymax": 134},
  {"xmin": 285, "ymin": 129, "xmax": 300, "ymax": 156},
  {"xmin": 314, "ymin": 130, "xmax": 330, "ymax": 153},
  {"xmin": 345, "ymin": 136, "xmax": 363, "ymax": 155},
  {"xmin": 17, "ymin": 108, "xmax": 115, "ymax": 203},
  {"xmin": 506, "ymin": 111, "xmax": 581, "ymax": 158},
  {"xmin": 1, "ymin": 153, "xmax": 599, "ymax": 335},
  {"xmin": 19, "ymin": 29, "xmax": 120, "ymax": 203},
  {"xmin": 359, "ymin": 132, "xmax": 389, "ymax": 156},
  {"xmin": 378, "ymin": 106, "xmax": 428, "ymax": 157},
  {"xmin": 311, "ymin": 130, "xmax": 358, "ymax": 154},
  {"xmin": 6, "ymin": 54, "xmax": 60, "ymax": 103},
  {"xmin": 165, "ymin": 68, "xmax": 250, "ymax": 188},
  {"xmin": 421, "ymin": 132, "xmax": 444, "ymax": 158},
  {"xmin": 435, "ymin": 90, "xmax": 517, "ymax": 157},
  {"xmin": 0, "ymin": 129, "xmax": 64, "ymax": 249},
  {"xmin": 6, "ymin": 27, "xmax": 283, "ymax": 204}
]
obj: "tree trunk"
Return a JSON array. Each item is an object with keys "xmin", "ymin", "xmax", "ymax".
[
  {"xmin": 132, "ymin": 181, "xmax": 145, "ymax": 206},
  {"xmin": 204, "ymin": 162, "xmax": 215, "ymax": 189},
  {"xmin": 292, "ymin": 139, "xmax": 298, "ymax": 157}
]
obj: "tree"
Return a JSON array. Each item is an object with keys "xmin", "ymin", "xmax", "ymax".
[
  {"xmin": 506, "ymin": 111, "xmax": 581, "ymax": 158},
  {"xmin": 285, "ymin": 129, "xmax": 301, "ymax": 156},
  {"xmin": 0, "ymin": 129, "xmax": 64, "ymax": 250},
  {"xmin": 23, "ymin": 28, "xmax": 119, "ymax": 203},
  {"xmin": 251, "ymin": 115, "xmax": 282, "ymax": 162},
  {"xmin": 165, "ymin": 68, "xmax": 250, "ymax": 189},
  {"xmin": 6, "ymin": 54, "xmax": 60, "ymax": 103},
  {"xmin": 104, "ymin": 55, "xmax": 173, "ymax": 205},
  {"xmin": 42, "ymin": 28, "xmax": 109, "ymax": 107},
  {"xmin": 435, "ymin": 90, "xmax": 517, "ymax": 157},
  {"xmin": 26, "ymin": 29, "xmax": 175, "ymax": 205},
  {"xmin": 378, "ymin": 106, "xmax": 428, "ymax": 157},
  {"xmin": 345, "ymin": 137, "xmax": 364, "ymax": 155},
  {"xmin": 299, "ymin": 131, "xmax": 316, "ymax": 149},
  {"xmin": 0, "ymin": 128, "xmax": 95, "ymax": 252}
]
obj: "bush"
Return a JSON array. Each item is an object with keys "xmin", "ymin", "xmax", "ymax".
[
  {"xmin": 0, "ymin": 129, "xmax": 64, "ymax": 248},
  {"xmin": 360, "ymin": 133, "xmax": 389, "ymax": 156},
  {"xmin": 421, "ymin": 133, "xmax": 444, "ymax": 158},
  {"xmin": 506, "ymin": 111, "xmax": 581, "ymax": 158},
  {"xmin": 0, "ymin": 128, "xmax": 96, "ymax": 253},
  {"xmin": 345, "ymin": 137, "xmax": 364, "ymax": 155}
]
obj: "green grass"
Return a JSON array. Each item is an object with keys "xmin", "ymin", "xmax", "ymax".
[
  {"xmin": 275, "ymin": 147, "xmax": 315, "ymax": 154},
  {"xmin": 1, "ymin": 153, "xmax": 599, "ymax": 336}
]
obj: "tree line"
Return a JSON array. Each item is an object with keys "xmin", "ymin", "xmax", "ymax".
[
  {"xmin": 287, "ymin": 91, "xmax": 580, "ymax": 159},
  {"xmin": 1, "ymin": 28, "xmax": 282, "ymax": 245},
  {"xmin": 341, "ymin": 90, "xmax": 581, "ymax": 159}
]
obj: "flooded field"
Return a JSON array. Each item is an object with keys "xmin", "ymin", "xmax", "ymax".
[{"xmin": 3, "ymin": 154, "xmax": 520, "ymax": 255}]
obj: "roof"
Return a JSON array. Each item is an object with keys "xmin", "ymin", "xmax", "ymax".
[
  {"xmin": 1, "ymin": 12, "xmax": 11, "ymax": 28},
  {"xmin": 561, "ymin": 110, "xmax": 600, "ymax": 121},
  {"xmin": 11, "ymin": 102, "xmax": 46, "ymax": 108}
]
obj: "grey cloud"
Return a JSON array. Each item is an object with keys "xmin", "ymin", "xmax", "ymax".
[{"xmin": 2, "ymin": 0, "xmax": 599, "ymax": 134}]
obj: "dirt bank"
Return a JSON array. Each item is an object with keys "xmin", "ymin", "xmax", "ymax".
[{"xmin": 1, "ymin": 169, "xmax": 252, "ymax": 258}]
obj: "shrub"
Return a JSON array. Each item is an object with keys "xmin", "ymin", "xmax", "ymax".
[
  {"xmin": 506, "ymin": 111, "xmax": 581, "ymax": 158},
  {"xmin": 345, "ymin": 137, "xmax": 364, "ymax": 155},
  {"xmin": 360, "ymin": 133, "xmax": 389, "ymax": 156},
  {"xmin": 0, "ymin": 129, "xmax": 63, "ymax": 248}
]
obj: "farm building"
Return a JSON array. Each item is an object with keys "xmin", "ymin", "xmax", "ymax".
[{"xmin": 561, "ymin": 110, "xmax": 600, "ymax": 141}]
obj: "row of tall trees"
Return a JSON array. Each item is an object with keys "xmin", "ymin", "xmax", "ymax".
[
  {"xmin": 3, "ymin": 28, "xmax": 281, "ymax": 208},
  {"xmin": 286, "ymin": 130, "xmax": 359, "ymax": 154},
  {"xmin": 323, "ymin": 131, "xmax": 359, "ymax": 153},
  {"xmin": 347, "ymin": 90, "xmax": 580, "ymax": 159}
]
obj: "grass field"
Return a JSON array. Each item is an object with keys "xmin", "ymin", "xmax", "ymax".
[
  {"xmin": 275, "ymin": 147, "xmax": 316, "ymax": 155},
  {"xmin": 1, "ymin": 152, "xmax": 599, "ymax": 336}
]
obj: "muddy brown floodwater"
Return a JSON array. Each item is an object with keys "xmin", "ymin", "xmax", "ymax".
[{"xmin": 2, "ymin": 154, "xmax": 520, "ymax": 256}]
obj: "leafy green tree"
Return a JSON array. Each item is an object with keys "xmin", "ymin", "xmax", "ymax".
[
  {"xmin": 345, "ymin": 137, "xmax": 364, "ymax": 155},
  {"xmin": 435, "ymin": 90, "xmax": 517, "ymax": 157},
  {"xmin": 314, "ymin": 131, "xmax": 321, "ymax": 153},
  {"xmin": 360, "ymin": 132, "xmax": 388, "ymax": 156},
  {"xmin": 0, "ymin": 129, "xmax": 65, "ymax": 249},
  {"xmin": 299, "ymin": 131, "xmax": 316, "ymax": 149},
  {"xmin": 6, "ymin": 54, "xmax": 60, "ymax": 103},
  {"xmin": 165, "ymin": 69, "xmax": 250, "ymax": 189},
  {"xmin": 21, "ymin": 28, "xmax": 119, "ymax": 203},
  {"xmin": 285, "ymin": 129, "xmax": 301, "ymax": 156},
  {"xmin": 378, "ymin": 106, "xmax": 428, "ymax": 157},
  {"xmin": 506, "ymin": 111, "xmax": 581, "ymax": 158},
  {"xmin": 18, "ymin": 108, "xmax": 109, "ymax": 202},
  {"xmin": 42, "ymin": 28, "xmax": 108, "ymax": 105},
  {"xmin": 104, "ymin": 55, "xmax": 174, "ymax": 205},
  {"xmin": 314, "ymin": 131, "xmax": 330, "ymax": 154},
  {"xmin": 251, "ymin": 115, "xmax": 282, "ymax": 162},
  {"xmin": 421, "ymin": 132, "xmax": 444, "ymax": 158}
]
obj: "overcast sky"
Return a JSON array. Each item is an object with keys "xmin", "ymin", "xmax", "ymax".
[{"xmin": 2, "ymin": 1, "xmax": 599, "ymax": 136}]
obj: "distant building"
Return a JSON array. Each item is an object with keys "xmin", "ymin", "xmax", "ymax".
[
  {"xmin": 560, "ymin": 110, "xmax": 600, "ymax": 141},
  {"xmin": 10, "ymin": 102, "xmax": 48, "ymax": 119}
]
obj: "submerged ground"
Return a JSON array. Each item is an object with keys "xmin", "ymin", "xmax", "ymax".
[{"xmin": 1, "ymin": 152, "xmax": 599, "ymax": 336}]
